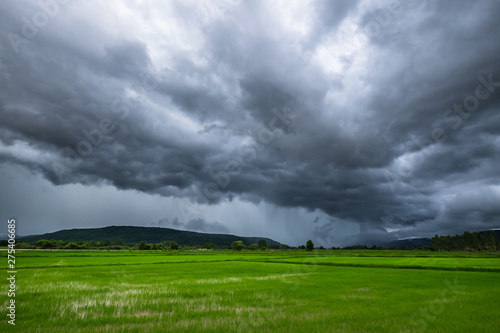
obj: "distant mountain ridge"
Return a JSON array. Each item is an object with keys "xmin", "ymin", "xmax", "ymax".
[{"xmin": 18, "ymin": 226, "xmax": 281, "ymax": 247}]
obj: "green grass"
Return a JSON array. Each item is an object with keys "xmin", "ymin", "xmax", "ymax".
[
  {"xmin": 262, "ymin": 255, "xmax": 500, "ymax": 271},
  {"xmin": 1, "ymin": 250, "xmax": 499, "ymax": 332}
]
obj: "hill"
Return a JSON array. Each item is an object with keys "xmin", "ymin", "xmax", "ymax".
[{"xmin": 18, "ymin": 226, "xmax": 281, "ymax": 247}]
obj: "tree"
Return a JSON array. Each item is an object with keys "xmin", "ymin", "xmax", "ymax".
[
  {"xmin": 258, "ymin": 239, "xmax": 267, "ymax": 250},
  {"xmin": 37, "ymin": 239, "xmax": 58, "ymax": 249},
  {"xmin": 489, "ymin": 231, "xmax": 500, "ymax": 251},
  {"xmin": 170, "ymin": 241, "xmax": 179, "ymax": 250},
  {"xmin": 442, "ymin": 235, "xmax": 452, "ymax": 251},
  {"xmin": 155, "ymin": 243, "xmax": 166, "ymax": 251},
  {"xmin": 138, "ymin": 241, "xmax": 152, "ymax": 250},
  {"xmin": 306, "ymin": 240, "xmax": 314, "ymax": 251},
  {"xmin": 35, "ymin": 239, "xmax": 49, "ymax": 249},
  {"xmin": 431, "ymin": 235, "xmax": 441, "ymax": 251},
  {"xmin": 248, "ymin": 244, "xmax": 259, "ymax": 251},
  {"xmin": 84, "ymin": 240, "xmax": 96, "ymax": 249},
  {"xmin": 471, "ymin": 232, "xmax": 482, "ymax": 250},
  {"xmin": 451, "ymin": 235, "xmax": 461, "ymax": 251},
  {"xmin": 204, "ymin": 242, "xmax": 214, "ymax": 249},
  {"xmin": 231, "ymin": 240, "xmax": 244, "ymax": 251},
  {"xmin": 298, "ymin": 245, "xmax": 306, "ymax": 250},
  {"xmin": 462, "ymin": 231, "xmax": 473, "ymax": 250},
  {"xmin": 65, "ymin": 242, "xmax": 80, "ymax": 250}
]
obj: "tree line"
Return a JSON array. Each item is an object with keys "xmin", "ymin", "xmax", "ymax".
[
  {"xmin": 431, "ymin": 231, "xmax": 500, "ymax": 251},
  {"xmin": 0, "ymin": 239, "xmax": 181, "ymax": 250},
  {"xmin": 0, "ymin": 239, "xmax": 274, "ymax": 250},
  {"xmin": 3, "ymin": 238, "xmax": 311, "ymax": 251},
  {"xmin": 7, "ymin": 233, "xmax": 498, "ymax": 252}
]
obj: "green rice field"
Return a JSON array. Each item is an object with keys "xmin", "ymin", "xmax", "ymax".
[{"xmin": 2, "ymin": 250, "xmax": 500, "ymax": 332}]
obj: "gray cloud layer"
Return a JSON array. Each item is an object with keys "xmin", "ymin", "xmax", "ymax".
[{"xmin": 1, "ymin": 0, "xmax": 499, "ymax": 244}]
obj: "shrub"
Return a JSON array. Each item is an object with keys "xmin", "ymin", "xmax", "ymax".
[{"xmin": 231, "ymin": 241, "xmax": 244, "ymax": 251}]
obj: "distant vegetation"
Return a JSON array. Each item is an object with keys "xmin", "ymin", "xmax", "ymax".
[
  {"xmin": 306, "ymin": 239, "xmax": 314, "ymax": 251},
  {"xmin": 431, "ymin": 231, "xmax": 500, "ymax": 251},
  {"xmin": 0, "ymin": 238, "xmax": 277, "ymax": 251},
  {"xmin": 1, "ymin": 235, "xmax": 278, "ymax": 251},
  {"xmin": 231, "ymin": 240, "xmax": 244, "ymax": 251},
  {"xmin": 14, "ymin": 226, "xmax": 280, "ymax": 248},
  {"xmin": 2, "ymin": 226, "xmax": 499, "ymax": 252}
]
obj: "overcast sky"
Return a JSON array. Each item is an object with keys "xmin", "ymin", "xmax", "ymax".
[{"xmin": 1, "ymin": 0, "xmax": 499, "ymax": 246}]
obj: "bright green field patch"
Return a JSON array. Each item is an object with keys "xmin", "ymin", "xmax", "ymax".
[
  {"xmin": 264, "ymin": 255, "xmax": 500, "ymax": 271},
  {"xmin": 1, "ymin": 251, "xmax": 499, "ymax": 332},
  {"xmin": 6, "ymin": 251, "xmax": 279, "ymax": 268},
  {"xmin": 7, "ymin": 250, "xmax": 500, "ymax": 271}
]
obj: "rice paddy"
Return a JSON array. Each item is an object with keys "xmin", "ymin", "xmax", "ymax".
[{"xmin": 1, "ymin": 250, "xmax": 499, "ymax": 332}]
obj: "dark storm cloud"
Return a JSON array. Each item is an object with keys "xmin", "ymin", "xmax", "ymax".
[{"xmin": 1, "ymin": 0, "xmax": 500, "ymax": 244}]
